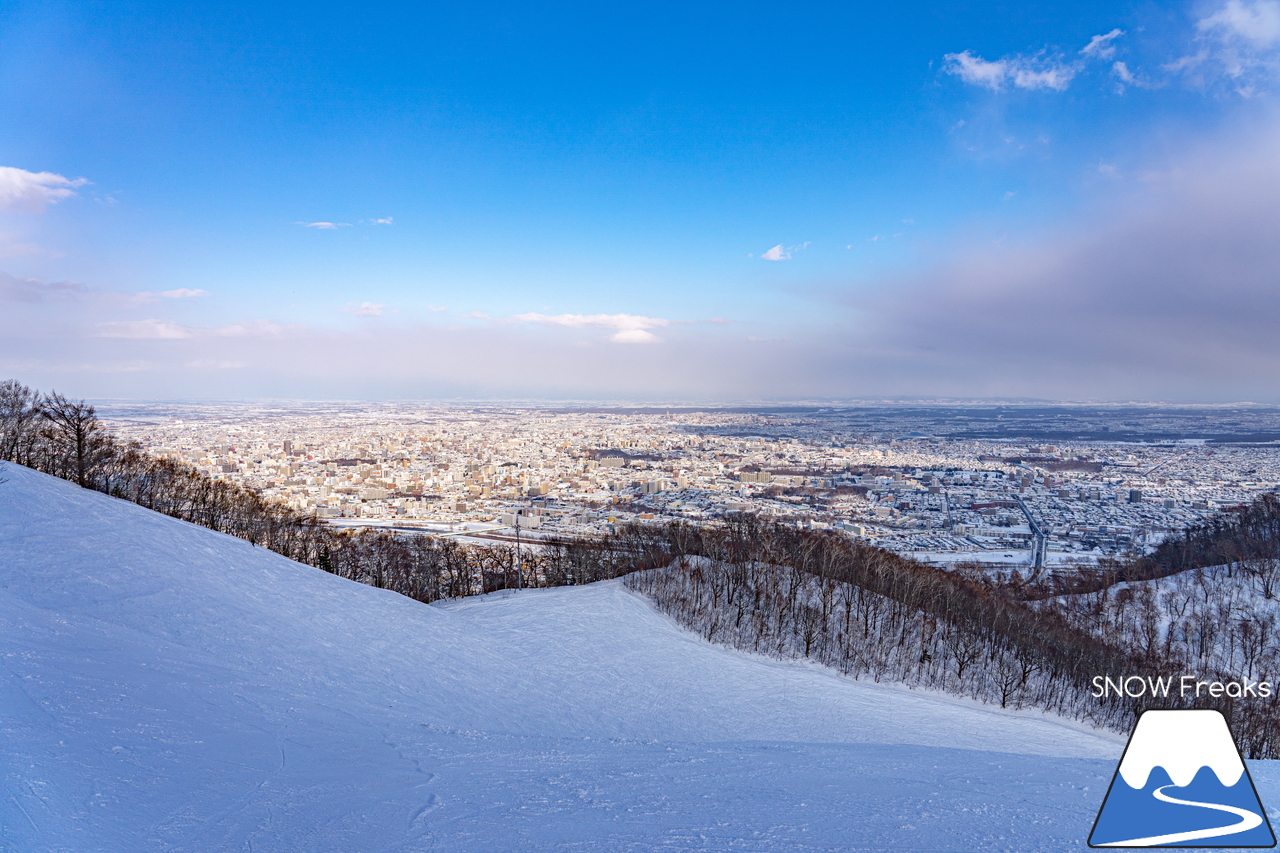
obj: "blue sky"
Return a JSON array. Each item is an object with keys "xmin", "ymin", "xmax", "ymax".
[{"xmin": 3, "ymin": 0, "xmax": 1280, "ymax": 401}]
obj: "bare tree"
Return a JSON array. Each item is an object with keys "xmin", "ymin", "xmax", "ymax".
[
  {"xmin": 0, "ymin": 379, "xmax": 42, "ymax": 466},
  {"xmin": 40, "ymin": 392, "xmax": 109, "ymax": 488}
]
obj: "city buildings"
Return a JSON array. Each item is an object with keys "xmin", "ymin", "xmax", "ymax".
[{"xmin": 101, "ymin": 402, "xmax": 1280, "ymax": 568}]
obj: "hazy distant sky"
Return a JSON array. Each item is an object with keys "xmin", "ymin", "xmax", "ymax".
[{"xmin": 2, "ymin": 1, "xmax": 1279, "ymax": 402}]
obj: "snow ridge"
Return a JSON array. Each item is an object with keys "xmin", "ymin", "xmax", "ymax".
[
  {"xmin": 1118, "ymin": 710, "xmax": 1246, "ymax": 789},
  {"xmin": 0, "ymin": 463, "xmax": 1141, "ymax": 851}
]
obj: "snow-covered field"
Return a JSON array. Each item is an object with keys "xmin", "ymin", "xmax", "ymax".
[{"xmin": 2, "ymin": 462, "xmax": 1272, "ymax": 852}]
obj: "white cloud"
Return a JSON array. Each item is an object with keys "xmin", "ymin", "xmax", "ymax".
[
  {"xmin": 299, "ymin": 221, "xmax": 351, "ymax": 229},
  {"xmin": 0, "ymin": 166, "xmax": 89, "ymax": 214},
  {"xmin": 97, "ymin": 318, "xmax": 293, "ymax": 339},
  {"xmin": 373, "ymin": 217, "xmax": 393, "ymax": 225},
  {"xmin": 1081, "ymin": 29, "xmax": 1125, "ymax": 59},
  {"xmin": 342, "ymin": 301, "xmax": 386, "ymax": 317},
  {"xmin": 944, "ymin": 51, "xmax": 1010, "ymax": 89},
  {"xmin": 760, "ymin": 241, "xmax": 809, "ymax": 261},
  {"xmin": 1199, "ymin": 0, "xmax": 1280, "ymax": 46},
  {"xmin": 1010, "ymin": 64, "xmax": 1076, "ymax": 90},
  {"xmin": 1164, "ymin": 51, "xmax": 1209, "ymax": 73},
  {"xmin": 124, "ymin": 288, "xmax": 207, "ymax": 304},
  {"xmin": 183, "ymin": 359, "xmax": 247, "ymax": 369},
  {"xmin": 1108, "ymin": 60, "xmax": 1157, "ymax": 91},
  {"xmin": 97, "ymin": 320, "xmax": 193, "ymax": 339},
  {"xmin": 509, "ymin": 312, "xmax": 671, "ymax": 343},
  {"xmin": 426, "ymin": 305, "xmax": 448, "ymax": 312},
  {"xmin": 510, "ymin": 312, "xmax": 670, "ymax": 331},
  {"xmin": 1183, "ymin": 1, "xmax": 1280, "ymax": 86},
  {"xmin": 208, "ymin": 319, "xmax": 292, "ymax": 338},
  {"xmin": 1, "ymin": 272, "xmax": 93, "ymax": 303},
  {"xmin": 610, "ymin": 329, "xmax": 660, "ymax": 344},
  {"xmin": 943, "ymin": 50, "xmax": 1076, "ymax": 91}
]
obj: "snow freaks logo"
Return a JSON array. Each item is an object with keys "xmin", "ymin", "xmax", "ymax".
[
  {"xmin": 1092, "ymin": 675, "xmax": 1273, "ymax": 700},
  {"xmin": 1089, "ymin": 710, "xmax": 1276, "ymax": 848}
]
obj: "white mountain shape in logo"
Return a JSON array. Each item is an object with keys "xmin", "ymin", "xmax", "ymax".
[
  {"xmin": 1089, "ymin": 709, "xmax": 1275, "ymax": 848},
  {"xmin": 1118, "ymin": 710, "xmax": 1245, "ymax": 789}
]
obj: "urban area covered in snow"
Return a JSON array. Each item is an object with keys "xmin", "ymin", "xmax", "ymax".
[{"xmin": 102, "ymin": 401, "xmax": 1280, "ymax": 567}]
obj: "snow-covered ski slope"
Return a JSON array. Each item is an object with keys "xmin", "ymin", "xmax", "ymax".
[{"xmin": 0, "ymin": 462, "xmax": 1270, "ymax": 852}]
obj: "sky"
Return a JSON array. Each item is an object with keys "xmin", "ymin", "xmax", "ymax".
[{"xmin": 2, "ymin": 0, "xmax": 1279, "ymax": 403}]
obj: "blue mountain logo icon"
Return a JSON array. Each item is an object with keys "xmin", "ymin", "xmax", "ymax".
[{"xmin": 1090, "ymin": 709, "xmax": 1276, "ymax": 848}]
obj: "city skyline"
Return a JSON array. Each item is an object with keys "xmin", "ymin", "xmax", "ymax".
[
  {"xmin": 3, "ymin": 0, "xmax": 1280, "ymax": 401},
  {"xmin": 102, "ymin": 398, "xmax": 1280, "ymax": 568}
]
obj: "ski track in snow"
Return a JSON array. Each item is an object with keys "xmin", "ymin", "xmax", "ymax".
[
  {"xmin": 2, "ymin": 462, "xmax": 1275, "ymax": 852},
  {"xmin": 1095, "ymin": 784, "xmax": 1264, "ymax": 847}
]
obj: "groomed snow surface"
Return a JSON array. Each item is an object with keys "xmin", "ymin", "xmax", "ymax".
[{"xmin": 2, "ymin": 462, "xmax": 1273, "ymax": 852}]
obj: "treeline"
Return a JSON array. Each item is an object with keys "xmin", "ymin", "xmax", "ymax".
[
  {"xmin": 2, "ymin": 378, "xmax": 337, "ymax": 564},
  {"xmin": 1141, "ymin": 494, "xmax": 1280, "ymax": 575},
  {"xmin": 614, "ymin": 518, "xmax": 1153, "ymax": 733},
  {"xmin": 1029, "ymin": 558, "xmax": 1280, "ymax": 758},
  {"xmin": 615, "ymin": 518, "xmax": 1280, "ymax": 755},
  {"xmin": 1039, "ymin": 559, "xmax": 1280, "ymax": 681},
  {"xmin": 0, "ymin": 379, "xmax": 652, "ymax": 600}
]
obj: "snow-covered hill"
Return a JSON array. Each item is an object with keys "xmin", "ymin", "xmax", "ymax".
[{"xmin": 1, "ymin": 462, "xmax": 1268, "ymax": 852}]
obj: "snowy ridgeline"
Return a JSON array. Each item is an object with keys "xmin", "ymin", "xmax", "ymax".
[
  {"xmin": 0, "ymin": 462, "xmax": 1246, "ymax": 852},
  {"xmin": 625, "ymin": 556, "xmax": 1135, "ymax": 728},
  {"xmin": 626, "ymin": 549, "xmax": 1280, "ymax": 757}
]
